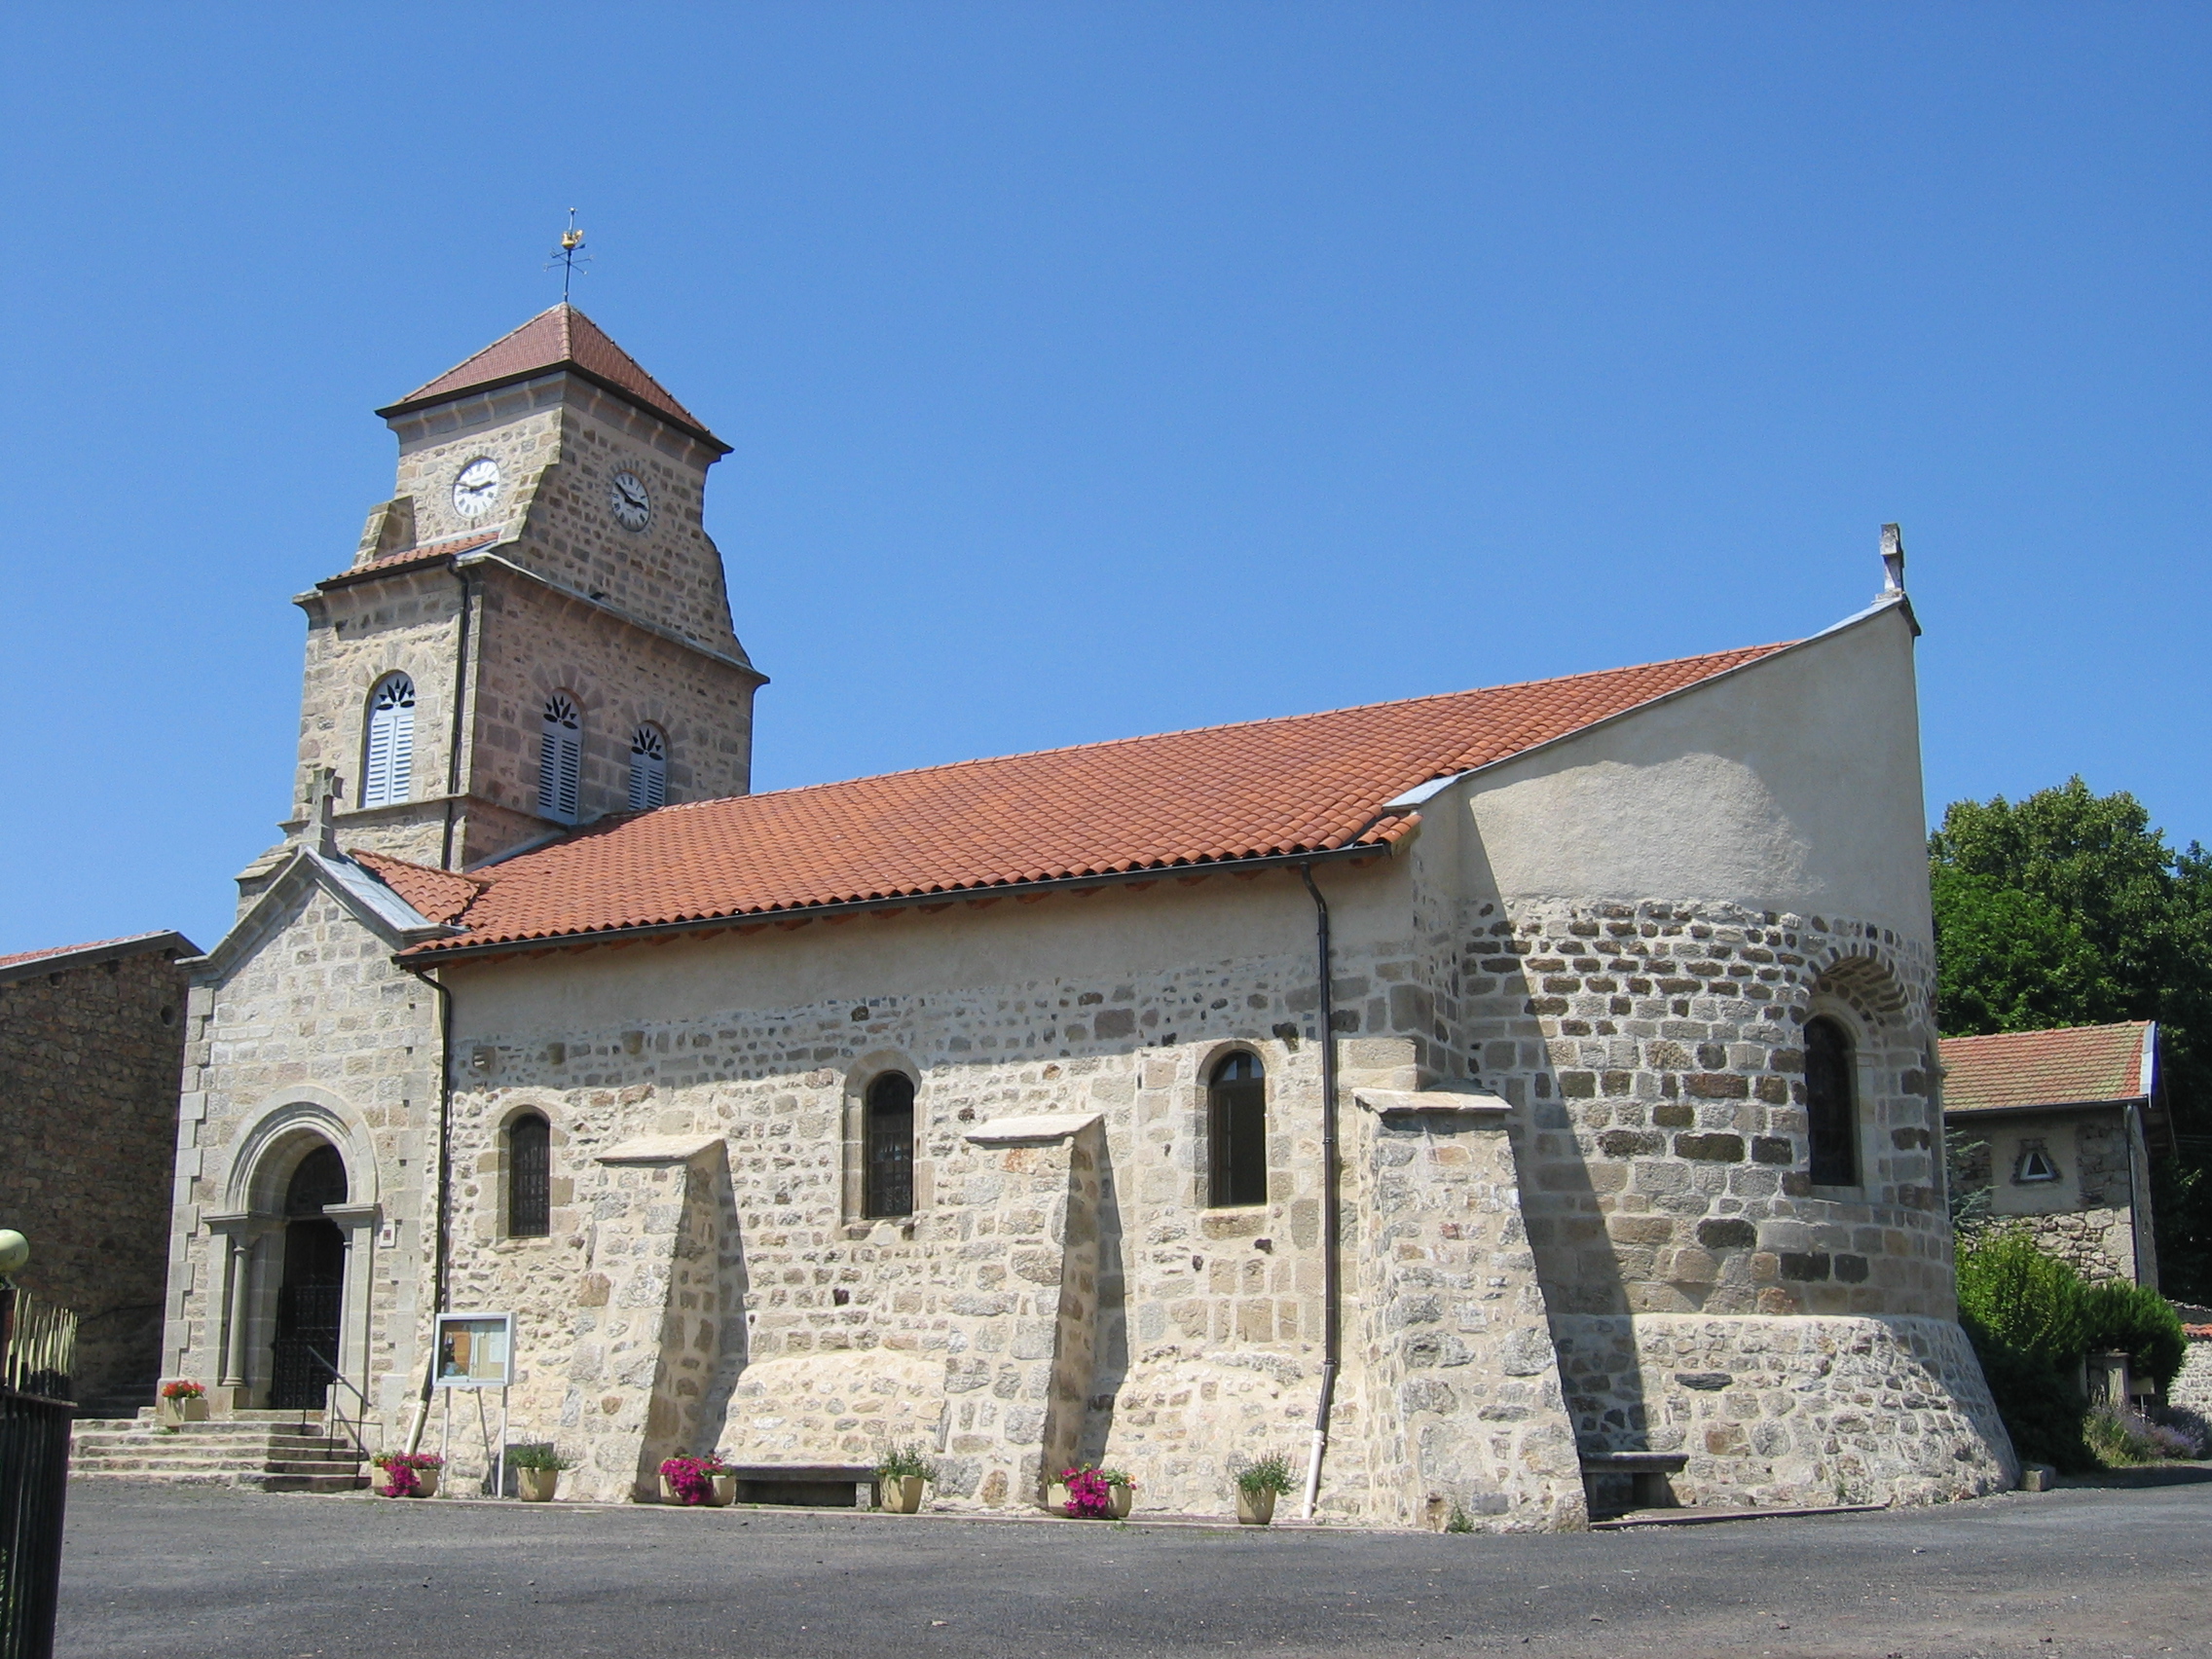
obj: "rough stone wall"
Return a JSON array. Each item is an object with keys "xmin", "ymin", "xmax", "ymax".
[
  {"xmin": 1349, "ymin": 1101, "xmax": 1587, "ymax": 1530},
  {"xmin": 2168, "ymin": 1335, "xmax": 2212, "ymax": 1419},
  {"xmin": 461, "ymin": 569, "xmax": 757, "ymax": 836},
  {"xmin": 1459, "ymin": 900, "xmax": 1952, "ymax": 1320},
  {"xmin": 164, "ymin": 884, "xmax": 436, "ymax": 1416},
  {"xmin": 1552, "ymin": 1313, "xmax": 2014, "ymax": 1506},
  {"xmin": 0, "ymin": 943, "xmax": 190, "ymax": 1409},
  {"xmin": 436, "ymin": 890, "xmax": 1433, "ymax": 1519},
  {"xmin": 388, "ymin": 383, "xmax": 739, "ymax": 652}
]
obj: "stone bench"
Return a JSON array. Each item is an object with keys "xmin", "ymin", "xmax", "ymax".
[
  {"xmin": 722, "ymin": 1463, "xmax": 882, "ymax": 1509},
  {"xmin": 1579, "ymin": 1451, "xmax": 1688, "ymax": 1513}
]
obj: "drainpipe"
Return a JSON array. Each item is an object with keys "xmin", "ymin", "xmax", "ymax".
[
  {"xmin": 439, "ymin": 567, "xmax": 478, "ymax": 872},
  {"xmin": 1298, "ymin": 864, "xmax": 1341, "ymax": 1520},
  {"xmin": 400, "ymin": 963, "xmax": 455, "ymax": 1455}
]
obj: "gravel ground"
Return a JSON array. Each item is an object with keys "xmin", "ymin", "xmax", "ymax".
[{"xmin": 54, "ymin": 1468, "xmax": 2212, "ymax": 1659}]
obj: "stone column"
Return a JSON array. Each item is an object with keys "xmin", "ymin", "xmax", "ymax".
[{"xmin": 203, "ymin": 1212, "xmax": 275, "ymax": 1415}]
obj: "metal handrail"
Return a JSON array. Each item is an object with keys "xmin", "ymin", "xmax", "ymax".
[{"xmin": 302, "ymin": 1346, "xmax": 372, "ymax": 1461}]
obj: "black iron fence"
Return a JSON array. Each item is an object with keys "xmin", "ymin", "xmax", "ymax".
[{"xmin": 0, "ymin": 1281, "xmax": 76, "ymax": 1659}]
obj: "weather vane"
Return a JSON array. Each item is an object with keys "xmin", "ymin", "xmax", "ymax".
[{"xmin": 545, "ymin": 208, "xmax": 590, "ymax": 303}]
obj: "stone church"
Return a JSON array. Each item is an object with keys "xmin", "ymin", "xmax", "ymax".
[{"xmin": 159, "ymin": 305, "xmax": 2015, "ymax": 1526}]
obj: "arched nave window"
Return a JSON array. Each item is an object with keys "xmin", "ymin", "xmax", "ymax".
[
  {"xmin": 628, "ymin": 724, "xmax": 668, "ymax": 811},
  {"xmin": 538, "ymin": 693, "xmax": 582, "ymax": 822},
  {"xmin": 507, "ymin": 1113, "xmax": 551, "ymax": 1237},
  {"xmin": 864, "ymin": 1072, "xmax": 915, "ymax": 1219},
  {"xmin": 1805, "ymin": 1015, "xmax": 1860, "ymax": 1187},
  {"xmin": 361, "ymin": 675, "xmax": 416, "ymax": 807},
  {"xmin": 1208, "ymin": 1051, "xmax": 1268, "ymax": 1207}
]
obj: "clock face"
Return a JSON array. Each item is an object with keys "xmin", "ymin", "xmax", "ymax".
[
  {"xmin": 608, "ymin": 470, "xmax": 651, "ymax": 532},
  {"xmin": 452, "ymin": 457, "xmax": 501, "ymax": 517}
]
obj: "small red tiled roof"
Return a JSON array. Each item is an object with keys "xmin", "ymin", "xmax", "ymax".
[
  {"xmin": 380, "ymin": 304, "xmax": 720, "ymax": 447},
  {"xmin": 1940, "ymin": 1022, "xmax": 2153, "ymax": 1114},
  {"xmin": 327, "ymin": 532, "xmax": 502, "ymax": 587},
  {"xmin": 0, "ymin": 931, "xmax": 193, "ymax": 972},
  {"xmin": 405, "ymin": 641, "xmax": 1788, "ymax": 956},
  {"xmin": 351, "ymin": 852, "xmax": 488, "ymax": 928}
]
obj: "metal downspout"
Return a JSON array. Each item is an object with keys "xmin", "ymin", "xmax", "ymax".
[
  {"xmin": 439, "ymin": 567, "xmax": 477, "ymax": 872},
  {"xmin": 1298, "ymin": 864, "xmax": 1341, "ymax": 1519}
]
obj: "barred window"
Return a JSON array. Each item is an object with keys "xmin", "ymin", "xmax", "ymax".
[
  {"xmin": 864, "ymin": 1073, "xmax": 915, "ymax": 1219},
  {"xmin": 361, "ymin": 675, "xmax": 416, "ymax": 807},
  {"xmin": 537, "ymin": 693, "xmax": 582, "ymax": 822},
  {"xmin": 628, "ymin": 724, "xmax": 668, "ymax": 811},
  {"xmin": 508, "ymin": 1113, "xmax": 551, "ymax": 1237},
  {"xmin": 1805, "ymin": 1016, "xmax": 1859, "ymax": 1186},
  {"xmin": 1207, "ymin": 1051, "xmax": 1268, "ymax": 1207}
]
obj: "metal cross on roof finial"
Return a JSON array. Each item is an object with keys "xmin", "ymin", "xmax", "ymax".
[{"xmin": 546, "ymin": 208, "xmax": 590, "ymax": 303}]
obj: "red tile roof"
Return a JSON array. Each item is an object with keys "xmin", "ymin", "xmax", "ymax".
[
  {"xmin": 0, "ymin": 931, "xmax": 194, "ymax": 972},
  {"xmin": 350, "ymin": 852, "xmax": 488, "ymax": 927},
  {"xmin": 403, "ymin": 641, "xmax": 1788, "ymax": 957},
  {"xmin": 1939, "ymin": 1022, "xmax": 2154, "ymax": 1114},
  {"xmin": 326, "ymin": 532, "xmax": 502, "ymax": 587},
  {"xmin": 379, "ymin": 305, "xmax": 721, "ymax": 447}
]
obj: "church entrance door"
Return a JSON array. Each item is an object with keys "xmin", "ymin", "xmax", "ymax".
[{"xmin": 269, "ymin": 1145, "xmax": 348, "ymax": 1411}]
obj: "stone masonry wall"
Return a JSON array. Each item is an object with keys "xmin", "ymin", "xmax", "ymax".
[{"xmin": 0, "ymin": 942, "xmax": 191, "ymax": 1409}]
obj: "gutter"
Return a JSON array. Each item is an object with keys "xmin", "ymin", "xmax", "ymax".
[
  {"xmin": 396, "ymin": 831, "xmax": 1414, "ymax": 967},
  {"xmin": 1297, "ymin": 864, "xmax": 1342, "ymax": 1521}
]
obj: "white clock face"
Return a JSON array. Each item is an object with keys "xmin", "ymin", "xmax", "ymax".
[
  {"xmin": 452, "ymin": 457, "xmax": 501, "ymax": 517},
  {"xmin": 608, "ymin": 470, "xmax": 651, "ymax": 532}
]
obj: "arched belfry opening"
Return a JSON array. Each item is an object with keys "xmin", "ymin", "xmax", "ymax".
[{"xmin": 270, "ymin": 1143, "xmax": 348, "ymax": 1409}]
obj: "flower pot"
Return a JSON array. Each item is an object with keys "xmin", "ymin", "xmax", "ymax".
[
  {"xmin": 708, "ymin": 1473, "xmax": 737, "ymax": 1507},
  {"xmin": 1108, "ymin": 1484, "xmax": 1133, "ymax": 1520},
  {"xmin": 413, "ymin": 1470, "xmax": 440, "ymax": 1499},
  {"xmin": 158, "ymin": 1396, "xmax": 208, "ymax": 1427},
  {"xmin": 517, "ymin": 1466, "xmax": 560, "ymax": 1503},
  {"xmin": 1235, "ymin": 1487, "xmax": 1276, "ymax": 1526},
  {"xmin": 659, "ymin": 1473, "xmax": 681, "ymax": 1504},
  {"xmin": 882, "ymin": 1475, "xmax": 925, "ymax": 1514}
]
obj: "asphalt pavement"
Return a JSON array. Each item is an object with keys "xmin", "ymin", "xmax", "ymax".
[{"xmin": 55, "ymin": 1468, "xmax": 2212, "ymax": 1658}]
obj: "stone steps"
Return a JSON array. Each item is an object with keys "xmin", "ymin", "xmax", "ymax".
[{"xmin": 68, "ymin": 1416, "xmax": 366, "ymax": 1493}]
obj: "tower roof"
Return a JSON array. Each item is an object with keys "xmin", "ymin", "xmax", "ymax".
[{"xmin": 377, "ymin": 304, "xmax": 727, "ymax": 451}]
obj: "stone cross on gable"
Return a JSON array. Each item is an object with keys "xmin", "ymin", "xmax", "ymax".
[{"xmin": 306, "ymin": 768, "xmax": 344, "ymax": 857}]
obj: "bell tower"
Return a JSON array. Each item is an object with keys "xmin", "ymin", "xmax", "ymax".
[{"xmin": 262, "ymin": 306, "xmax": 766, "ymax": 886}]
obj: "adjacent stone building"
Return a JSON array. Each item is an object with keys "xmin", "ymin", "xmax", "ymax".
[
  {"xmin": 1940, "ymin": 1021, "xmax": 2169, "ymax": 1285},
  {"xmin": 157, "ymin": 307, "xmax": 2016, "ymax": 1527},
  {"xmin": 0, "ymin": 931, "xmax": 196, "ymax": 1411}
]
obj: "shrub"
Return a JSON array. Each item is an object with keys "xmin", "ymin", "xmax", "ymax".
[
  {"xmin": 2083, "ymin": 1406, "xmax": 2201, "ymax": 1465},
  {"xmin": 505, "ymin": 1444, "xmax": 575, "ymax": 1472},
  {"xmin": 1955, "ymin": 1231, "xmax": 2087, "ymax": 1361},
  {"xmin": 2078, "ymin": 1279, "xmax": 2187, "ymax": 1392},
  {"xmin": 1235, "ymin": 1453, "xmax": 1296, "ymax": 1497},
  {"xmin": 874, "ymin": 1444, "xmax": 937, "ymax": 1484}
]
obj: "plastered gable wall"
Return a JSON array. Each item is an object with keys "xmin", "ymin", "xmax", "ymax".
[
  {"xmin": 164, "ymin": 885, "xmax": 435, "ymax": 1409},
  {"xmin": 432, "ymin": 863, "xmax": 1556, "ymax": 1520},
  {"xmin": 1951, "ymin": 1106, "xmax": 2155, "ymax": 1285}
]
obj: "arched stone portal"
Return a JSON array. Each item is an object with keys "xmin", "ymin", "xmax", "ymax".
[{"xmin": 205, "ymin": 1094, "xmax": 380, "ymax": 1419}]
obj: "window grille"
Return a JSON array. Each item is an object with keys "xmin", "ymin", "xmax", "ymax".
[
  {"xmin": 864, "ymin": 1073, "xmax": 915, "ymax": 1218},
  {"xmin": 537, "ymin": 693, "xmax": 582, "ymax": 822},
  {"xmin": 361, "ymin": 675, "xmax": 416, "ymax": 807},
  {"xmin": 1207, "ymin": 1051, "xmax": 1268, "ymax": 1207},
  {"xmin": 628, "ymin": 724, "xmax": 668, "ymax": 811},
  {"xmin": 1805, "ymin": 1015, "xmax": 1859, "ymax": 1186},
  {"xmin": 508, "ymin": 1113, "xmax": 551, "ymax": 1236}
]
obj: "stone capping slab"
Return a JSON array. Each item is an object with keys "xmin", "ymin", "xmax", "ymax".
[
  {"xmin": 963, "ymin": 1112, "xmax": 1104, "ymax": 1146},
  {"xmin": 1352, "ymin": 1085, "xmax": 1511, "ymax": 1121},
  {"xmin": 595, "ymin": 1133, "xmax": 726, "ymax": 1165}
]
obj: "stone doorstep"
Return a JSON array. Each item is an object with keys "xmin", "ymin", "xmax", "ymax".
[{"xmin": 1590, "ymin": 1501, "xmax": 1890, "ymax": 1530}]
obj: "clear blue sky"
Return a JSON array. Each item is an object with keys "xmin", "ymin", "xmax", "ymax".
[{"xmin": 2, "ymin": 5, "xmax": 2204, "ymax": 956}]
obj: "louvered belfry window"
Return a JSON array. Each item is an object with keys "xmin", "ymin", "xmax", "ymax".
[
  {"xmin": 628, "ymin": 724, "xmax": 668, "ymax": 811},
  {"xmin": 508, "ymin": 1113, "xmax": 551, "ymax": 1237},
  {"xmin": 537, "ymin": 693, "xmax": 582, "ymax": 822},
  {"xmin": 361, "ymin": 675, "xmax": 416, "ymax": 807}
]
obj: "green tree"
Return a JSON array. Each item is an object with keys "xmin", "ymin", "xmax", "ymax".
[{"xmin": 1930, "ymin": 779, "xmax": 2212, "ymax": 1299}]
